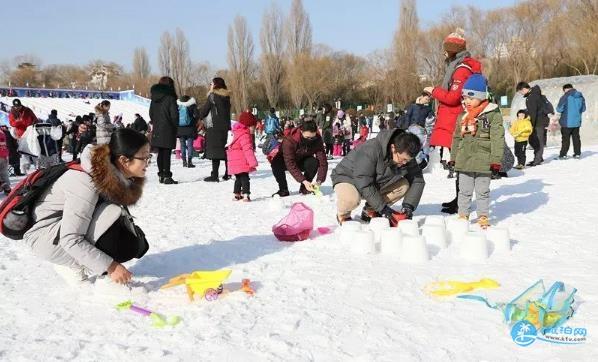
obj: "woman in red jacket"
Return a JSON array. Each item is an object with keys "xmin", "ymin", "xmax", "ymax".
[{"xmin": 423, "ymin": 29, "xmax": 481, "ymax": 214}]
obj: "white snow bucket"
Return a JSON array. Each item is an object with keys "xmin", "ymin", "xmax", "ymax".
[
  {"xmin": 400, "ymin": 235, "xmax": 429, "ymax": 263},
  {"xmin": 446, "ymin": 218, "xmax": 469, "ymax": 245},
  {"xmin": 398, "ymin": 220, "xmax": 419, "ymax": 236},
  {"xmin": 421, "ymin": 224, "xmax": 448, "ymax": 249},
  {"xmin": 368, "ymin": 217, "xmax": 390, "ymax": 243},
  {"xmin": 486, "ymin": 228, "xmax": 511, "ymax": 254},
  {"xmin": 350, "ymin": 230, "xmax": 376, "ymax": 254},
  {"xmin": 338, "ymin": 221, "xmax": 363, "ymax": 243},
  {"xmin": 425, "ymin": 215, "xmax": 446, "ymax": 228},
  {"xmin": 460, "ymin": 232, "xmax": 489, "ymax": 262},
  {"xmin": 380, "ymin": 228, "xmax": 402, "ymax": 254}
]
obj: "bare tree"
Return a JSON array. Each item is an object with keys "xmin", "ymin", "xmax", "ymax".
[
  {"xmin": 132, "ymin": 47, "xmax": 151, "ymax": 80},
  {"xmin": 391, "ymin": 0, "xmax": 420, "ymax": 105},
  {"xmin": 227, "ymin": 15, "xmax": 255, "ymax": 113},
  {"xmin": 171, "ymin": 28, "xmax": 192, "ymax": 93},
  {"xmin": 285, "ymin": 0, "xmax": 313, "ymax": 109},
  {"xmin": 158, "ymin": 32, "xmax": 173, "ymax": 77},
  {"xmin": 260, "ymin": 2, "xmax": 285, "ymax": 107}
]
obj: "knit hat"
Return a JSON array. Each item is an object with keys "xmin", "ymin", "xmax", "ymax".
[
  {"xmin": 443, "ymin": 28, "xmax": 466, "ymax": 54},
  {"xmin": 238, "ymin": 111, "xmax": 257, "ymax": 127},
  {"xmin": 462, "ymin": 74, "xmax": 488, "ymax": 100},
  {"xmin": 12, "ymin": 99, "xmax": 21, "ymax": 107}
]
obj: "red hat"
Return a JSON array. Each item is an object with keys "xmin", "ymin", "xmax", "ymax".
[
  {"xmin": 238, "ymin": 111, "xmax": 257, "ymax": 127},
  {"xmin": 443, "ymin": 28, "xmax": 466, "ymax": 54}
]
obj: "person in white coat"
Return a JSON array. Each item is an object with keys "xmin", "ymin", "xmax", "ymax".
[{"xmin": 24, "ymin": 128, "xmax": 150, "ymax": 285}]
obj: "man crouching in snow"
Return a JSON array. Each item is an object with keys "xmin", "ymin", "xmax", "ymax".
[{"xmin": 331, "ymin": 129, "xmax": 424, "ymax": 226}]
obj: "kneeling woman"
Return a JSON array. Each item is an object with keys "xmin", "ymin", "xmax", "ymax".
[{"xmin": 24, "ymin": 128, "xmax": 150, "ymax": 285}]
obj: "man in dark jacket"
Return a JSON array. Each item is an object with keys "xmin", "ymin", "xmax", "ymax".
[
  {"xmin": 516, "ymin": 82, "xmax": 549, "ymax": 166},
  {"xmin": 47, "ymin": 109, "xmax": 65, "ymax": 162},
  {"xmin": 131, "ymin": 114, "xmax": 148, "ymax": 134},
  {"xmin": 149, "ymin": 76, "xmax": 179, "ymax": 184},
  {"xmin": 331, "ymin": 129, "xmax": 424, "ymax": 226},
  {"xmin": 271, "ymin": 120, "xmax": 328, "ymax": 197}
]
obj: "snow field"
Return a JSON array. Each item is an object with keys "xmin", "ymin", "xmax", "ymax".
[{"xmin": 1, "ymin": 144, "xmax": 597, "ymax": 361}]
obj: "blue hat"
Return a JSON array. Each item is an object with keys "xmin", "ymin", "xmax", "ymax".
[{"xmin": 462, "ymin": 74, "xmax": 488, "ymax": 100}]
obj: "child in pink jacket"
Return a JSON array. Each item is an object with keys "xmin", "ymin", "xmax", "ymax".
[{"xmin": 227, "ymin": 112, "xmax": 258, "ymax": 202}]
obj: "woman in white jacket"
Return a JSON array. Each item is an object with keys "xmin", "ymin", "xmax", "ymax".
[{"xmin": 24, "ymin": 128, "xmax": 150, "ymax": 285}]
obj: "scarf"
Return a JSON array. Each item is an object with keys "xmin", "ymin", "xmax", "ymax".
[
  {"xmin": 461, "ymin": 100, "xmax": 489, "ymax": 137},
  {"xmin": 441, "ymin": 50, "xmax": 471, "ymax": 90}
]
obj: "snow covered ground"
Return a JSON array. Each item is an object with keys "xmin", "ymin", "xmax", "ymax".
[{"xmin": 1, "ymin": 144, "xmax": 597, "ymax": 361}]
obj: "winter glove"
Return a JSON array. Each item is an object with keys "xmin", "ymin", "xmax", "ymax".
[
  {"xmin": 490, "ymin": 163, "xmax": 501, "ymax": 173},
  {"xmin": 380, "ymin": 206, "xmax": 405, "ymax": 227},
  {"xmin": 400, "ymin": 204, "xmax": 414, "ymax": 219}
]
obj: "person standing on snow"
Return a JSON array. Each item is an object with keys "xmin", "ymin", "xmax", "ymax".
[
  {"xmin": 149, "ymin": 76, "xmax": 179, "ymax": 184},
  {"xmin": 515, "ymin": 81, "xmax": 550, "ymax": 166},
  {"xmin": 197, "ymin": 77, "xmax": 232, "ymax": 182},
  {"xmin": 94, "ymin": 100, "xmax": 114, "ymax": 145},
  {"xmin": 176, "ymin": 95, "xmax": 199, "ymax": 168},
  {"xmin": 556, "ymin": 83, "xmax": 586, "ymax": 160},
  {"xmin": 423, "ymin": 28, "xmax": 481, "ymax": 214},
  {"xmin": 8, "ymin": 98, "xmax": 38, "ymax": 173},
  {"xmin": 316, "ymin": 103, "xmax": 334, "ymax": 158},
  {"xmin": 227, "ymin": 111, "xmax": 258, "ymax": 202}
]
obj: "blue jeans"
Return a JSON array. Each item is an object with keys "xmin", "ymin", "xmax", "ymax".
[{"xmin": 179, "ymin": 137, "xmax": 194, "ymax": 161}]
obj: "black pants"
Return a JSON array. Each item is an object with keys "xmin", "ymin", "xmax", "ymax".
[
  {"xmin": 271, "ymin": 154, "xmax": 318, "ymax": 192},
  {"xmin": 95, "ymin": 220, "xmax": 143, "ymax": 263},
  {"xmin": 211, "ymin": 159, "xmax": 229, "ymax": 178},
  {"xmin": 528, "ymin": 126, "xmax": 545, "ymax": 163},
  {"xmin": 156, "ymin": 147, "xmax": 172, "ymax": 178},
  {"xmin": 234, "ymin": 172, "xmax": 250, "ymax": 194},
  {"xmin": 514, "ymin": 141, "xmax": 528, "ymax": 165},
  {"xmin": 325, "ymin": 143, "xmax": 333, "ymax": 156},
  {"xmin": 343, "ymin": 140, "xmax": 351, "ymax": 156},
  {"xmin": 560, "ymin": 127, "xmax": 581, "ymax": 157}
]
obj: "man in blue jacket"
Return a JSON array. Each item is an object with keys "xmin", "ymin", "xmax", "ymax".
[{"xmin": 556, "ymin": 83, "xmax": 586, "ymax": 159}]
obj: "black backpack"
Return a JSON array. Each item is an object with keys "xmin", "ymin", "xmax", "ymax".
[{"xmin": 541, "ymin": 95, "xmax": 554, "ymax": 116}]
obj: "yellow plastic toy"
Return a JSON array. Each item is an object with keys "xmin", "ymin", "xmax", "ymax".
[
  {"xmin": 424, "ymin": 278, "xmax": 500, "ymax": 297},
  {"xmin": 161, "ymin": 269, "xmax": 232, "ymax": 302}
]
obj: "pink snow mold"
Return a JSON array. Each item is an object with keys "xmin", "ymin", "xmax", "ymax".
[{"xmin": 272, "ymin": 202, "xmax": 314, "ymax": 242}]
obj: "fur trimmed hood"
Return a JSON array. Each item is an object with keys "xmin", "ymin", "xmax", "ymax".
[
  {"xmin": 208, "ymin": 88, "xmax": 231, "ymax": 98},
  {"xmin": 177, "ymin": 97, "xmax": 196, "ymax": 107},
  {"xmin": 80, "ymin": 144, "xmax": 145, "ymax": 206}
]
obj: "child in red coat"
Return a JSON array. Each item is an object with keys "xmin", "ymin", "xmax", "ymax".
[
  {"xmin": 227, "ymin": 112, "xmax": 258, "ymax": 201},
  {"xmin": 0, "ymin": 129, "xmax": 12, "ymax": 194}
]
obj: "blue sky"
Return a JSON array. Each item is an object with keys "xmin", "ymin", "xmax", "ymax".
[{"xmin": 5, "ymin": 0, "xmax": 517, "ymax": 70}]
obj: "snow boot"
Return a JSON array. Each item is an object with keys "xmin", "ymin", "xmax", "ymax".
[
  {"xmin": 272, "ymin": 190, "xmax": 290, "ymax": 197},
  {"xmin": 361, "ymin": 206, "xmax": 381, "ymax": 222},
  {"xmin": 187, "ymin": 159, "xmax": 196, "ymax": 168},
  {"xmin": 163, "ymin": 177, "xmax": 178, "ymax": 185},
  {"xmin": 336, "ymin": 214, "xmax": 353, "ymax": 225},
  {"xmin": 478, "ymin": 215, "xmax": 490, "ymax": 229},
  {"xmin": 242, "ymin": 194, "xmax": 251, "ymax": 202},
  {"xmin": 233, "ymin": 193, "xmax": 243, "ymax": 201},
  {"xmin": 182, "ymin": 160, "xmax": 188, "ymax": 168},
  {"xmin": 204, "ymin": 173, "xmax": 220, "ymax": 182},
  {"xmin": 222, "ymin": 174, "xmax": 231, "ymax": 181}
]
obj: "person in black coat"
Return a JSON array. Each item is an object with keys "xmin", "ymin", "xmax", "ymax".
[
  {"xmin": 131, "ymin": 113, "xmax": 149, "ymax": 134},
  {"xmin": 176, "ymin": 95, "xmax": 199, "ymax": 168},
  {"xmin": 405, "ymin": 92, "xmax": 433, "ymax": 128},
  {"xmin": 516, "ymin": 82, "xmax": 549, "ymax": 166},
  {"xmin": 149, "ymin": 76, "xmax": 179, "ymax": 184},
  {"xmin": 197, "ymin": 77, "xmax": 232, "ymax": 182}
]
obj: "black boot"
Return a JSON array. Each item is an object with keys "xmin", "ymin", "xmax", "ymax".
[
  {"xmin": 204, "ymin": 172, "xmax": 219, "ymax": 182},
  {"xmin": 187, "ymin": 159, "xmax": 195, "ymax": 168},
  {"xmin": 441, "ymin": 197, "xmax": 457, "ymax": 208},
  {"xmin": 182, "ymin": 160, "xmax": 188, "ymax": 168},
  {"xmin": 441, "ymin": 202, "xmax": 458, "ymax": 214},
  {"xmin": 163, "ymin": 177, "xmax": 178, "ymax": 184}
]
